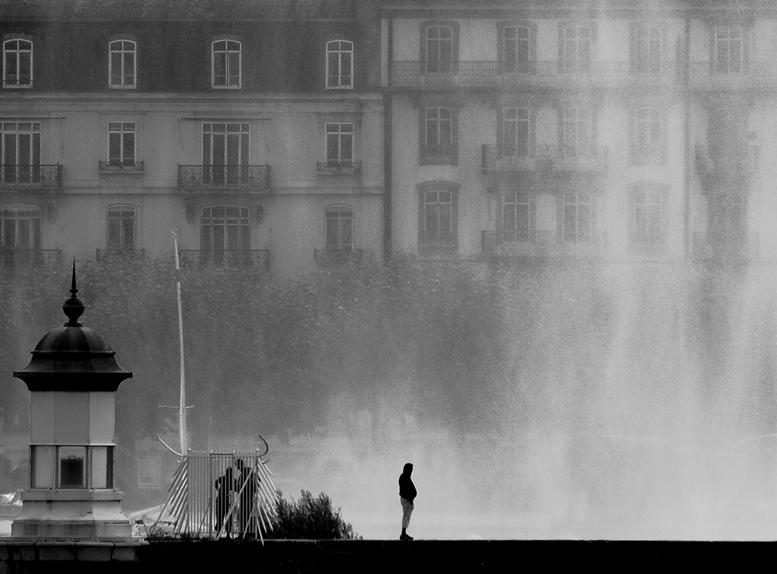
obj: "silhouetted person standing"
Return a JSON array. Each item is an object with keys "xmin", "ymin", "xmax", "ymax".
[
  {"xmin": 235, "ymin": 458, "xmax": 258, "ymax": 538},
  {"xmin": 214, "ymin": 466, "xmax": 234, "ymax": 536},
  {"xmin": 398, "ymin": 462, "xmax": 416, "ymax": 540}
]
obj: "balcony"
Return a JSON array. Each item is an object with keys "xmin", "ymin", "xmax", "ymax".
[
  {"xmin": 316, "ymin": 160, "xmax": 361, "ymax": 177},
  {"xmin": 482, "ymin": 145, "xmax": 608, "ymax": 175},
  {"xmin": 482, "ymin": 230, "xmax": 606, "ymax": 259},
  {"xmin": 178, "ymin": 249, "xmax": 270, "ymax": 269},
  {"xmin": 96, "ymin": 248, "xmax": 146, "ymax": 260},
  {"xmin": 177, "ymin": 165, "xmax": 271, "ymax": 194},
  {"xmin": 314, "ymin": 248, "xmax": 364, "ymax": 265},
  {"xmin": 0, "ymin": 165, "xmax": 62, "ymax": 192},
  {"xmin": 689, "ymin": 62, "xmax": 777, "ymax": 91},
  {"xmin": 0, "ymin": 248, "xmax": 61, "ymax": 268},
  {"xmin": 390, "ymin": 61, "xmax": 676, "ymax": 90},
  {"xmin": 692, "ymin": 231, "xmax": 759, "ymax": 261}
]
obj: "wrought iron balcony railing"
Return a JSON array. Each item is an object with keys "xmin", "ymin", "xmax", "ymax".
[
  {"xmin": 695, "ymin": 145, "xmax": 758, "ymax": 176},
  {"xmin": 689, "ymin": 62, "xmax": 777, "ymax": 90},
  {"xmin": 178, "ymin": 249, "xmax": 270, "ymax": 269},
  {"xmin": 482, "ymin": 144, "xmax": 608, "ymax": 173},
  {"xmin": 0, "ymin": 248, "xmax": 61, "ymax": 268},
  {"xmin": 390, "ymin": 61, "xmax": 676, "ymax": 89},
  {"xmin": 0, "ymin": 165, "xmax": 61, "ymax": 191},
  {"xmin": 96, "ymin": 248, "xmax": 146, "ymax": 260},
  {"xmin": 314, "ymin": 248, "xmax": 364, "ymax": 265},
  {"xmin": 177, "ymin": 165, "xmax": 271, "ymax": 194},
  {"xmin": 99, "ymin": 160, "xmax": 144, "ymax": 172}
]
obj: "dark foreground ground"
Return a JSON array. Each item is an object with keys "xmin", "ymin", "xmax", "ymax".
[{"xmin": 0, "ymin": 538, "xmax": 771, "ymax": 573}]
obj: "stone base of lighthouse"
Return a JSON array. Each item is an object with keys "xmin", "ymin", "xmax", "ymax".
[{"xmin": 11, "ymin": 489, "xmax": 132, "ymax": 539}]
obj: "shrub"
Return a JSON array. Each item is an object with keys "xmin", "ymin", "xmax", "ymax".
[{"xmin": 267, "ymin": 490, "xmax": 360, "ymax": 540}]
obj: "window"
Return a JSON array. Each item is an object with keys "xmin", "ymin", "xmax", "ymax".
[
  {"xmin": 500, "ymin": 24, "xmax": 532, "ymax": 73},
  {"xmin": 201, "ymin": 205, "xmax": 250, "ymax": 265},
  {"xmin": 503, "ymin": 190, "xmax": 535, "ymax": 242},
  {"xmin": 421, "ymin": 106, "xmax": 456, "ymax": 165},
  {"xmin": 1, "ymin": 122, "xmax": 40, "ymax": 184},
  {"xmin": 631, "ymin": 24, "xmax": 663, "ymax": 74},
  {"xmin": 709, "ymin": 108, "xmax": 746, "ymax": 168},
  {"xmin": 0, "ymin": 204, "xmax": 41, "ymax": 267},
  {"xmin": 325, "ymin": 123, "xmax": 354, "ymax": 167},
  {"xmin": 202, "ymin": 123, "xmax": 249, "ymax": 185},
  {"xmin": 630, "ymin": 185, "xmax": 666, "ymax": 253},
  {"xmin": 501, "ymin": 107, "xmax": 530, "ymax": 158},
  {"xmin": 109, "ymin": 39, "xmax": 136, "ymax": 88},
  {"xmin": 326, "ymin": 40, "xmax": 353, "ymax": 89},
  {"xmin": 212, "ymin": 40, "xmax": 241, "ymax": 88},
  {"xmin": 3, "ymin": 38, "xmax": 32, "ymax": 88},
  {"xmin": 325, "ymin": 205, "xmax": 354, "ymax": 252},
  {"xmin": 630, "ymin": 108, "xmax": 665, "ymax": 165},
  {"xmin": 562, "ymin": 191, "xmax": 594, "ymax": 243},
  {"xmin": 562, "ymin": 107, "xmax": 593, "ymax": 159},
  {"xmin": 418, "ymin": 182, "xmax": 458, "ymax": 252},
  {"xmin": 713, "ymin": 26, "xmax": 746, "ymax": 74},
  {"xmin": 106, "ymin": 205, "xmax": 136, "ymax": 252},
  {"xmin": 560, "ymin": 25, "xmax": 591, "ymax": 74},
  {"xmin": 108, "ymin": 122, "xmax": 136, "ymax": 167},
  {"xmin": 423, "ymin": 23, "xmax": 456, "ymax": 74}
]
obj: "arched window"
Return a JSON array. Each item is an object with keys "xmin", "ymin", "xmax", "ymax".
[
  {"xmin": 212, "ymin": 39, "xmax": 241, "ymax": 88},
  {"xmin": 0, "ymin": 204, "xmax": 40, "ymax": 267},
  {"xmin": 503, "ymin": 190, "xmax": 535, "ymax": 243},
  {"xmin": 109, "ymin": 39, "xmax": 137, "ymax": 88},
  {"xmin": 326, "ymin": 40, "xmax": 353, "ymax": 89},
  {"xmin": 3, "ymin": 37, "xmax": 32, "ymax": 88},
  {"xmin": 418, "ymin": 181, "xmax": 459, "ymax": 253},
  {"xmin": 423, "ymin": 23, "xmax": 456, "ymax": 74},
  {"xmin": 201, "ymin": 205, "xmax": 250, "ymax": 265},
  {"xmin": 501, "ymin": 107, "xmax": 530, "ymax": 158},
  {"xmin": 325, "ymin": 205, "xmax": 354, "ymax": 252},
  {"xmin": 106, "ymin": 204, "xmax": 136, "ymax": 251}
]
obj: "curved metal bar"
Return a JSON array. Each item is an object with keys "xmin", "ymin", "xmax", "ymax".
[{"xmin": 157, "ymin": 434, "xmax": 184, "ymax": 457}]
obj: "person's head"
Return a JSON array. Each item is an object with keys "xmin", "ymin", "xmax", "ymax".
[{"xmin": 403, "ymin": 463, "xmax": 413, "ymax": 476}]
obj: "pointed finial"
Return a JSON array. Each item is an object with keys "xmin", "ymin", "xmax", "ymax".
[{"xmin": 63, "ymin": 259, "xmax": 85, "ymax": 326}]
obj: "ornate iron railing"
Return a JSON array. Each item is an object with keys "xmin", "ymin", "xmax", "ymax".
[
  {"xmin": 178, "ymin": 165, "xmax": 271, "ymax": 194},
  {"xmin": 96, "ymin": 248, "xmax": 146, "ymax": 260},
  {"xmin": 0, "ymin": 248, "xmax": 61, "ymax": 268},
  {"xmin": 390, "ymin": 61, "xmax": 676, "ymax": 88},
  {"xmin": 482, "ymin": 144, "xmax": 608, "ymax": 173},
  {"xmin": 179, "ymin": 249, "xmax": 270, "ymax": 269},
  {"xmin": 0, "ymin": 165, "xmax": 61, "ymax": 191}
]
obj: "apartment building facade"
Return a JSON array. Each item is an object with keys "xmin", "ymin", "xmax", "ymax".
[
  {"xmin": 0, "ymin": 0, "xmax": 383, "ymax": 278},
  {"xmin": 380, "ymin": 0, "xmax": 777, "ymax": 264}
]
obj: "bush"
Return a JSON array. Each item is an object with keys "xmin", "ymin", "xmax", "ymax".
[{"xmin": 267, "ymin": 490, "xmax": 360, "ymax": 540}]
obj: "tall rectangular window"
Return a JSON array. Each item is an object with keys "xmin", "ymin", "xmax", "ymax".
[
  {"xmin": 502, "ymin": 107, "xmax": 530, "ymax": 158},
  {"xmin": 631, "ymin": 108, "xmax": 664, "ymax": 165},
  {"xmin": 201, "ymin": 205, "xmax": 250, "ymax": 265},
  {"xmin": 423, "ymin": 106, "xmax": 453, "ymax": 162},
  {"xmin": 109, "ymin": 40, "xmax": 136, "ymax": 88},
  {"xmin": 502, "ymin": 25, "xmax": 531, "ymax": 73},
  {"xmin": 3, "ymin": 38, "xmax": 32, "ymax": 88},
  {"xmin": 325, "ymin": 123, "xmax": 354, "ymax": 167},
  {"xmin": 326, "ymin": 40, "xmax": 353, "ymax": 89},
  {"xmin": 503, "ymin": 190, "xmax": 533, "ymax": 242},
  {"xmin": 561, "ymin": 26, "xmax": 591, "ymax": 74},
  {"xmin": 0, "ymin": 205, "xmax": 41, "ymax": 267},
  {"xmin": 325, "ymin": 205, "xmax": 354, "ymax": 252},
  {"xmin": 633, "ymin": 25, "xmax": 663, "ymax": 74},
  {"xmin": 562, "ymin": 107, "xmax": 592, "ymax": 159},
  {"xmin": 714, "ymin": 26, "xmax": 744, "ymax": 74},
  {"xmin": 562, "ymin": 191, "xmax": 593, "ymax": 243},
  {"xmin": 425, "ymin": 25, "xmax": 454, "ymax": 74},
  {"xmin": 1, "ymin": 122, "xmax": 40, "ymax": 184},
  {"xmin": 420, "ymin": 188, "xmax": 456, "ymax": 248},
  {"xmin": 632, "ymin": 188, "xmax": 665, "ymax": 250},
  {"xmin": 202, "ymin": 123, "xmax": 249, "ymax": 185},
  {"xmin": 108, "ymin": 122, "xmax": 136, "ymax": 167},
  {"xmin": 106, "ymin": 205, "xmax": 136, "ymax": 252},
  {"xmin": 212, "ymin": 40, "xmax": 241, "ymax": 88}
]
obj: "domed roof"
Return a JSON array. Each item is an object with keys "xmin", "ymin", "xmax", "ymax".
[{"xmin": 13, "ymin": 265, "xmax": 132, "ymax": 392}]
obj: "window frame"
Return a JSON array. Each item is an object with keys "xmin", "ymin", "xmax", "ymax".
[
  {"xmin": 108, "ymin": 38, "xmax": 137, "ymax": 89},
  {"xmin": 417, "ymin": 181, "xmax": 459, "ymax": 254},
  {"xmin": 711, "ymin": 25, "xmax": 749, "ymax": 75},
  {"xmin": 499, "ymin": 106, "xmax": 532, "ymax": 159},
  {"xmin": 326, "ymin": 39, "xmax": 354, "ymax": 90},
  {"xmin": 628, "ymin": 183, "xmax": 668, "ymax": 254},
  {"xmin": 0, "ymin": 204, "xmax": 41, "ymax": 267},
  {"xmin": 497, "ymin": 21, "xmax": 536, "ymax": 74},
  {"xmin": 419, "ymin": 104, "xmax": 458, "ymax": 166},
  {"xmin": 106, "ymin": 204, "xmax": 136, "ymax": 252},
  {"xmin": 201, "ymin": 122, "xmax": 250, "ymax": 185},
  {"xmin": 559, "ymin": 23, "xmax": 594, "ymax": 74},
  {"xmin": 324, "ymin": 204, "xmax": 354, "ymax": 252},
  {"xmin": 630, "ymin": 23, "xmax": 666, "ymax": 75},
  {"xmin": 560, "ymin": 190, "xmax": 595, "ymax": 244},
  {"xmin": 325, "ymin": 122, "xmax": 355, "ymax": 167},
  {"xmin": 421, "ymin": 20, "xmax": 459, "ymax": 75},
  {"xmin": 211, "ymin": 39, "xmax": 242, "ymax": 89},
  {"xmin": 501, "ymin": 189, "xmax": 536, "ymax": 243},
  {"xmin": 3, "ymin": 36, "xmax": 33, "ymax": 89},
  {"xmin": 629, "ymin": 107, "xmax": 667, "ymax": 166},
  {"xmin": 561, "ymin": 105, "xmax": 594, "ymax": 159},
  {"xmin": 107, "ymin": 122, "xmax": 137, "ymax": 168},
  {"xmin": 200, "ymin": 205, "xmax": 251, "ymax": 257},
  {"xmin": 0, "ymin": 121, "xmax": 41, "ymax": 184}
]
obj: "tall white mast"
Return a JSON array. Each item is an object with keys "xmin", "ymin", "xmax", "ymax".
[{"xmin": 172, "ymin": 230, "xmax": 188, "ymax": 455}]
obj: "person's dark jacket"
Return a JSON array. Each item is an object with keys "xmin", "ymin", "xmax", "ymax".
[{"xmin": 399, "ymin": 472, "xmax": 417, "ymax": 503}]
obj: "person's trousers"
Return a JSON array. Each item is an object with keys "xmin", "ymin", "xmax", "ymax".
[{"xmin": 400, "ymin": 497, "xmax": 414, "ymax": 529}]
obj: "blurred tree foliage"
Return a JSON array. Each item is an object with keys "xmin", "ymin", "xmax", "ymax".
[{"xmin": 266, "ymin": 490, "xmax": 360, "ymax": 540}]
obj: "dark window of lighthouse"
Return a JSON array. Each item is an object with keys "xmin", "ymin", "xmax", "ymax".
[{"xmin": 58, "ymin": 446, "xmax": 86, "ymax": 488}]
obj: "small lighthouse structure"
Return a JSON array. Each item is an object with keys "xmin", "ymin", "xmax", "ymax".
[{"xmin": 11, "ymin": 265, "xmax": 133, "ymax": 539}]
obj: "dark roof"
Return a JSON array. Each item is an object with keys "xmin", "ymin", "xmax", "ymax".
[{"xmin": 0, "ymin": 0, "xmax": 357, "ymax": 21}]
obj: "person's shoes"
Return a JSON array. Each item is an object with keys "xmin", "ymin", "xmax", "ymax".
[{"xmin": 400, "ymin": 534, "xmax": 413, "ymax": 541}]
